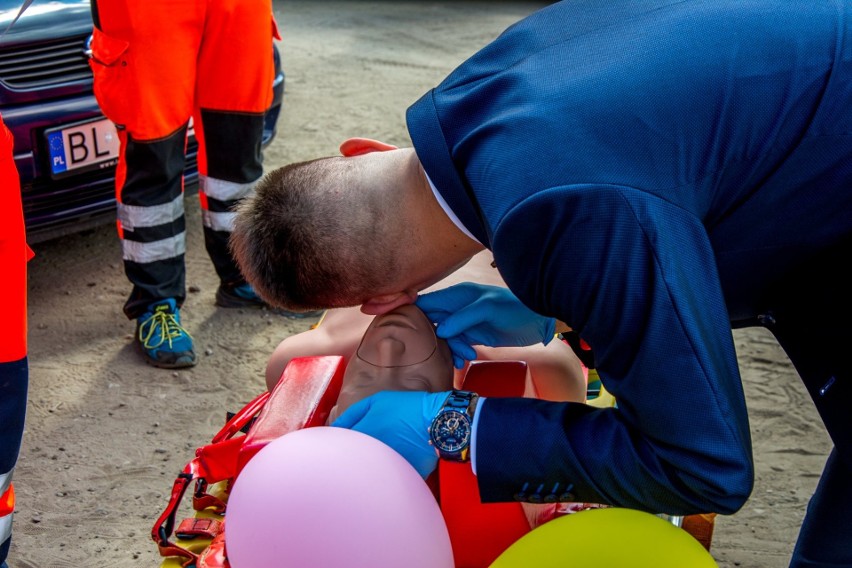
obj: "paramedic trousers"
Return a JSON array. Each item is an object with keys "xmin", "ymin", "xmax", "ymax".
[
  {"xmin": 763, "ymin": 235, "xmax": 852, "ymax": 568},
  {"xmin": 0, "ymin": 115, "xmax": 30, "ymax": 566},
  {"xmin": 89, "ymin": 0, "xmax": 277, "ymax": 319}
]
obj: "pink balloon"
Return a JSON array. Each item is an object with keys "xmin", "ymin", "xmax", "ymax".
[{"xmin": 225, "ymin": 426, "xmax": 454, "ymax": 568}]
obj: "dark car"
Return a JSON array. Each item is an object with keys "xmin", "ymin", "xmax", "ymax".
[{"xmin": 0, "ymin": 0, "xmax": 284, "ymax": 244}]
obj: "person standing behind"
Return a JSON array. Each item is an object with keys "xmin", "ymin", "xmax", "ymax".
[
  {"xmin": 88, "ymin": 0, "xmax": 287, "ymax": 369},
  {"xmin": 0, "ymin": 114, "xmax": 32, "ymax": 568}
]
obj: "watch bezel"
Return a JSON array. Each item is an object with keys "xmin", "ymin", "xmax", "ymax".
[{"xmin": 429, "ymin": 408, "xmax": 472, "ymax": 454}]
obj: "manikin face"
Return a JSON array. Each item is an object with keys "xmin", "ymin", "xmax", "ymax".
[{"xmin": 328, "ymin": 304, "xmax": 453, "ymax": 423}]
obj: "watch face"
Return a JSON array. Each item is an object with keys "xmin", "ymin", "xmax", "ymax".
[{"xmin": 430, "ymin": 409, "xmax": 471, "ymax": 453}]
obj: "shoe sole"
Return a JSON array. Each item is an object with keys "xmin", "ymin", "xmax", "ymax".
[
  {"xmin": 216, "ymin": 288, "xmax": 325, "ymax": 319},
  {"xmin": 143, "ymin": 354, "xmax": 198, "ymax": 369},
  {"xmin": 215, "ymin": 288, "xmax": 267, "ymax": 309},
  {"xmin": 135, "ymin": 339, "xmax": 197, "ymax": 369}
]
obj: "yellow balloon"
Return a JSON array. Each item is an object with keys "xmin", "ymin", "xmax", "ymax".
[{"xmin": 489, "ymin": 508, "xmax": 718, "ymax": 568}]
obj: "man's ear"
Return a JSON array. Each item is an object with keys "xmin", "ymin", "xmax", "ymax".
[
  {"xmin": 339, "ymin": 138, "xmax": 398, "ymax": 157},
  {"xmin": 360, "ymin": 289, "xmax": 417, "ymax": 315}
]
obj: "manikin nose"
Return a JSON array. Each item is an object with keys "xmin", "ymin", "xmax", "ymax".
[{"xmin": 374, "ymin": 337, "xmax": 408, "ymax": 367}]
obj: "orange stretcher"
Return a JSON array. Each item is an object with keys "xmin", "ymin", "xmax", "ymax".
[{"xmin": 152, "ymin": 355, "xmax": 715, "ymax": 567}]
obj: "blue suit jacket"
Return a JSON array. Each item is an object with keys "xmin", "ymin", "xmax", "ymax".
[{"xmin": 407, "ymin": 0, "xmax": 852, "ymax": 515}]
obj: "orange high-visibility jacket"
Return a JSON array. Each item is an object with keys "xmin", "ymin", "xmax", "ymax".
[{"xmin": 0, "ymin": 112, "xmax": 31, "ymax": 562}]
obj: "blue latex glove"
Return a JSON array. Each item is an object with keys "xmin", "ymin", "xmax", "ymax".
[
  {"xmin": 331, "ymin": 390, "xmax": 449, "ymax": 478},
  {"xmin": 416, "ymin": 283, "xmax": 556, "ymax": 368}
]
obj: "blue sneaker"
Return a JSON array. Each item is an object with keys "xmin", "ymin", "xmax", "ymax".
[
  {"xmin": 136, "ymin": 298, "xmax": 197, "ymax": 369},
  {"xmin": 216, "ymin": 283, "xmax": 324, "ymax": 319}
]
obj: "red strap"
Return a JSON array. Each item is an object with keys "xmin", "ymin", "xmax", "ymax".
[
  {"xmin": 193, "ymin": 437, "xmax": 243, "ymax": 484},
  {"xmin": 198, "ymin": 532, "xmax": 229, "ymax": 568},
  {"xmin": 157, "ymin": 544, "xmax": 199, "ymax": 568},
  {"xmin": 211, "ymin": 391, "xmax": 270, "ymax": 444},
  {"xmin": 152, "ymin": 390, "xmax": 273, "ymax": 564},
  {"xmin": 176, "ymin": 517, "xmax": 223, "ymax": 541},
  {"xmin": 192, "ymin": 478, "xmax": 228, "ymax": 515},
  {"xmin": 152, "ymin": 469, "xmax": 198, "ymax": 566}
]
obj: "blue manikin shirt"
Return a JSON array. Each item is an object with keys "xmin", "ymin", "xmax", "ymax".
[{"xmin": 407, "ymin": 0, "xmax": 852, "ymax": 514}]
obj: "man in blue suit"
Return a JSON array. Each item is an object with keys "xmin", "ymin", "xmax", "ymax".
[{"xmin": 231, "ymin": 1, "xmax": 852, "ymax": 565}]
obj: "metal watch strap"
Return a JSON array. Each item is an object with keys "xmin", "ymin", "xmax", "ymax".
[{"xmin": 443, "ymin": 390, "xmax": 478, "ymax": 417}]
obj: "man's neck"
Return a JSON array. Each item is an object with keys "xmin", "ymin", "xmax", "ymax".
[{"xmin": 409, "ymin": 154, "xmax": 483, "ymax": 258}]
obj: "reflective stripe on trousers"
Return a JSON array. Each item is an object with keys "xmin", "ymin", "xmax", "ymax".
[
  {"xmin": 0, "ymin": 472, "xmax": 11, "ymax": 508},
  {"xmin": 0, "ymin": 514, "xmax": 11, "ymax": 551},
  {"xmin": 0, "ymin": 478, "xmax": 12, "ymax": 559},
  {"xmin": 119, "ymin": 193, "xmax": 188, "ymax": 264},
  {"xmin": 121, "ymin": 233, "xmax": 187, "ymax": 264},
  {"xmin": 117, "ymin": 194, "xmax": 185, "ymax": 232},
  {"xmin": 199, "ymin": 175, "xmax": 257, "ymax": 233}
]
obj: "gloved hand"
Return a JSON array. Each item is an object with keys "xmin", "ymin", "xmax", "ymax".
[
  {"xmin": 331, "ymin": 390, "xmax": 449, "ymax": 478},
  {"xmin": 416, "ymin": 283, "xmax": 556, "ymax": 368}
]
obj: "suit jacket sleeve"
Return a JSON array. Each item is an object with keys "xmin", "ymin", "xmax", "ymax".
[{"xmin": 476, "ymin": 185, "xmax": 754, "ymax": 516}]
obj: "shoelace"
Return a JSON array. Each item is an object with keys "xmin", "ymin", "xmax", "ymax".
[{"xmin": 139, "ymin": 307, "xmax": 192, "ymax": 349}]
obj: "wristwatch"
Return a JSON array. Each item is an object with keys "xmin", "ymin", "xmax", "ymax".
[{"xmin": 429, "ymin": 390, "xmax": 479, "ymax": 462}]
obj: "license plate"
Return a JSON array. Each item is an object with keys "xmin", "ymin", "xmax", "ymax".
[{"xmin": 46, "ymin": 118, "xmax": 120, "ymax": 178}]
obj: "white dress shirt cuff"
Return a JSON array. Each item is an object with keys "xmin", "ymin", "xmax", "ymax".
[{"xmin": 470, "ymin": 396, "xmax": 486, "ymax": 476}]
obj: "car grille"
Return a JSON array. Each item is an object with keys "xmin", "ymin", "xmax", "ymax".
[{"xmin": 0, "ymin": 33, "xmax": 92, "ymax": 90}]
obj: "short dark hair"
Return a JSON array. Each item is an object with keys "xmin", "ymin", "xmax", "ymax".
[{"xmin": 231, "ymin": 158, "xmax": 400, "ymax": 311}]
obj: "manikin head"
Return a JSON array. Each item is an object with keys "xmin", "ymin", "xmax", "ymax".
[{"xmin": 327, "ymin": 304, "xmax": 454, "ymax": 423}]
